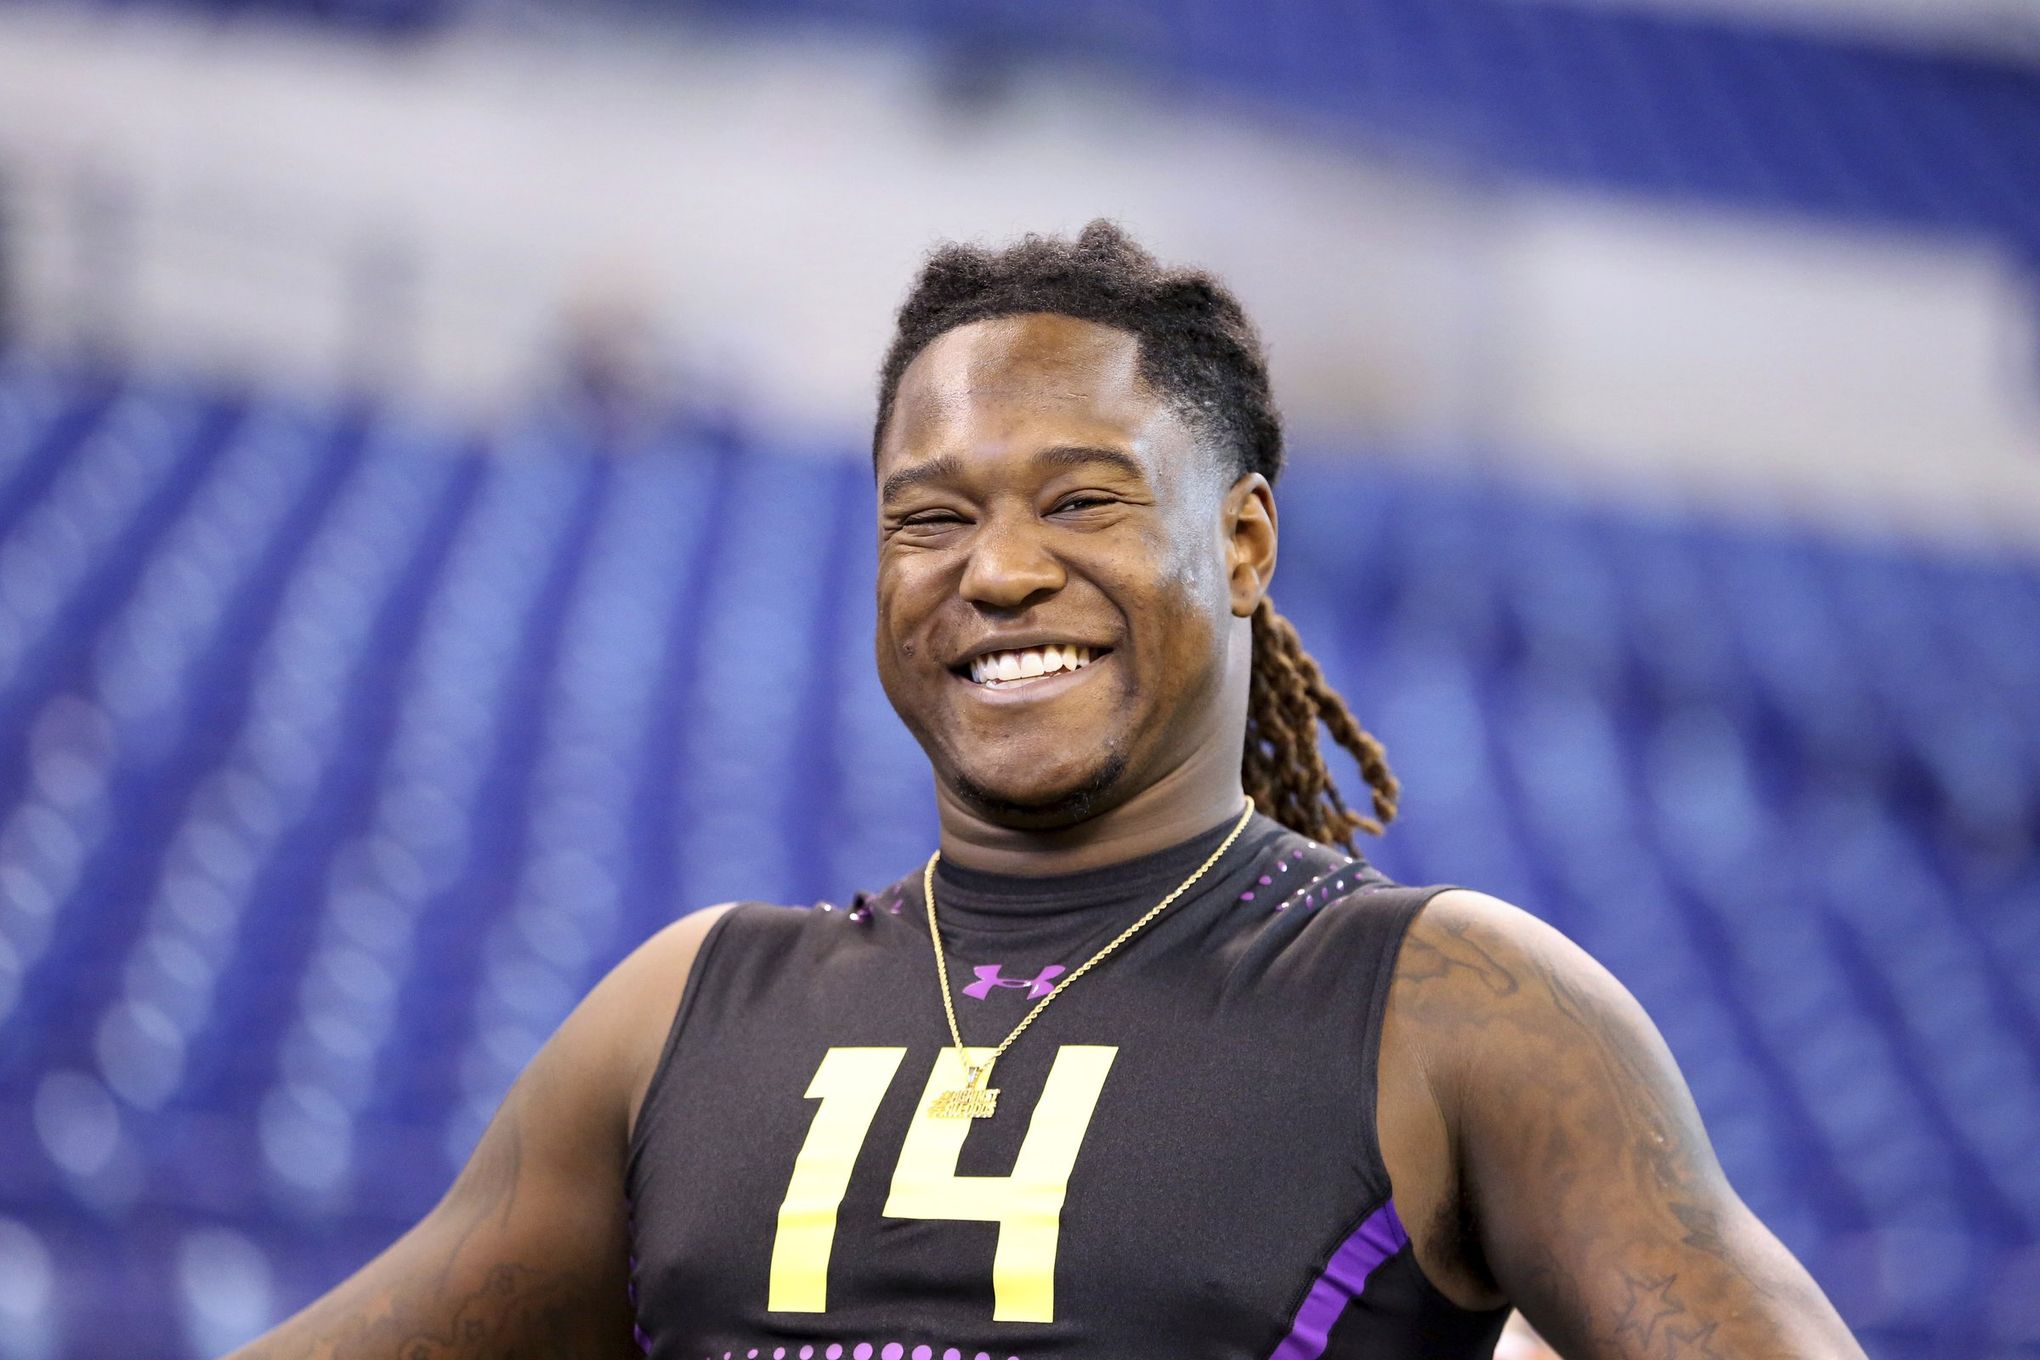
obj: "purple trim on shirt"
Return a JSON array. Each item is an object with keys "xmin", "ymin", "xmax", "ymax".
[{"xmin": 1266, "ymin": 1198, "xmax": 1410, "ymax": 1360}]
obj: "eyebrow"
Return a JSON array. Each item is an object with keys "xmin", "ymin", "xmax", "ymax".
[
  {"xmin": 879, "ymin": 445, "xmax": 1148, "ymax": 504},
  {"xmin": 1036, "ymin": 444, "xmax": 1147, "ymax": 483},
  {"xmin": 880, "ymin": 453, "xmax": 964, "ymax": 504}
]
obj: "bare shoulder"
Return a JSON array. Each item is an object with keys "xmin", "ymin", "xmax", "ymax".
[
  {"xmin": 1376, "ymin": 889, "xmax": 1600, "ymax": 1308},
  {"xmin": 439, "ymin": 901, "xmax": 738, "ymax": 1154},
  {"xmin": 220, "ymin": 904, "xmax": 739, "ymax": 1360},
  {"xmin": 1384, "ymin": 889, "xmax": 1864, "ymax": 1358},
  {"xmin": 1386, "ymin": 887, "xmax": 1675, "ymax": 1099},
  {"xmin": 596, "ymin": 903, "xmax": 738, "ymax": 1132},
  {"xmin": 1388, "ymin": 888, "xmax": 1725, "ymax": 1206},
  {"xmin": 1386, "ymin": 884, "xmax": 1724, "ymax": 1232},
  {"xmin": 1390, "ymin": 887, "xmax": 1581, "ymax": 1016}
]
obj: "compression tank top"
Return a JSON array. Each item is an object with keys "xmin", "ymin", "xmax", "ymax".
[{"xmin": 626, "ymin": 812, "xmax": 1508, "ymax": 1359}]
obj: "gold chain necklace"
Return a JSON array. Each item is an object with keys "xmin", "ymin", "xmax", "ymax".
[{"xmin": 920, "ymin": 797, "xmax": 1256, "ymax": 1119}]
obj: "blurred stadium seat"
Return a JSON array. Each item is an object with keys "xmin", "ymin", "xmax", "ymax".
[
  {"xmin": 678, "ymin": 0, "xmax": 2040, "ymax": 262},
  {"xmin": 0, "ymin": 353, "xmax": 2033, "ymax": 1357},
  {"xmin": 2, "ymin": 0, "xmax": 2038, "ymax": 1354},
  {"xmin": 48, "ymin": 0, "xmax": 2040, "ymax": 265}
]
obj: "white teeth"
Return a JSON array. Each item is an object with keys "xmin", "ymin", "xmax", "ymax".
[{"xmin": 967, "ymin": 645, "xmax": 1097, "ymax": 685}]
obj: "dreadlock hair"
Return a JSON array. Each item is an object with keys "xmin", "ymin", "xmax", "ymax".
[{"xmin": 874, "ymin": 219, "xmax": 1399, "ymax": 852}]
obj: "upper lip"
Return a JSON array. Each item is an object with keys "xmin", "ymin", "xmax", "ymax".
[{"xmin": 948, "ymin": 634, "xmax": 1115, "ymax": 670}]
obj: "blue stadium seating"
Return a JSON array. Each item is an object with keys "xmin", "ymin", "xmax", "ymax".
[
  {"xmin": 670, "ymin": 0, "xmax": 2040, "ymax": 270},
  {"xmin": 50, "ymin": 0, "xmax": 2040, "ymax": 270},
  {"xmin": 11, "ymin": 1, "xmax": 2040, "ymax": 1352},
  {"xmin": 0, "ymin": 354, "xmax": 2035, "ymax": 1357}
]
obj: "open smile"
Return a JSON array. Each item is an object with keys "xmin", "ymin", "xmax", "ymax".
[{"xmin": 950, "ymin": 643, "xmax": 1113, "ymax": 698}]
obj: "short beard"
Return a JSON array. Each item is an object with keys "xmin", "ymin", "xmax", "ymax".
[{"xmin": 949, "ymin": 751, "xmax": 1131, "ymax": 830}]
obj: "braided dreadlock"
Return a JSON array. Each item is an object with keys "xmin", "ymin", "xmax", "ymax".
[
  {"xmin": 1244, "ymin": 599, "xmax": 1398, "ymax": 846},
  {"xmin": 875, "ymin": 220, "xmax": 1398, "ymax": 852}
]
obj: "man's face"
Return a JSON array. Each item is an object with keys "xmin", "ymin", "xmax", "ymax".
[{"xmin": 874, "ymin": 313, "xmax": 1257, "ymax": 827}]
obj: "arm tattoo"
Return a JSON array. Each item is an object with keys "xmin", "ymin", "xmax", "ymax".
[
  {"xmin": 1527, "ymin": 951, "xmax": 1773, "ymax": 1295},
  {"xmin": 237, "ymin": 1262, "xmax": 588, "ymax": 1360},
  {"xmin": 232, "ymin": 1093, "xmax": 635, "ymax": 1360},
  {"xmin": 1395, "ymin": 916, "xmax": 1520, "ymax": 999},
  {"xmin": 1611, "ymin": 1271, "xmax": 1728, "ymax": 1360},
  {"xmin": 436, "ymin": 1109, "xmax": 525, "ymax": 1287},
  {"xmin": 1397, "ymin": 904, "xmax": 1828, "ymax": 1358}
]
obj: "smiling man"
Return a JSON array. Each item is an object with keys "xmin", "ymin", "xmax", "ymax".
[{"xmin": 228, "ymin": 223, "xmax": 1865, "ymax": 1360}]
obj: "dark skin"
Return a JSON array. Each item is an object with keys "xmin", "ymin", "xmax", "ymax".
[
  {"xmin": 229, "ymin": 312, "xmax": 1865, "ymax": 1359},
  {"xmin": 223, "ymin": 907, "xmax": 716, "ymax": 1360},
  {"xmin": 874, "ymin": 311, "xmax": 1261, "ymax": 875}
]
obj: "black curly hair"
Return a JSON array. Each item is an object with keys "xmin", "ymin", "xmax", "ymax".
[
  {"xmin": 873, "ymin": 220, "xmax": 1398, "ymax": 849},
  {"xmin": 875, "ymin": 220, "xmax": 1283, "ymax": 486}
]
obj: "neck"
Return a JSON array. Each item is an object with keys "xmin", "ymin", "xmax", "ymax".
[{"xmin": 933, "ymin": 742, "xmax": 1248, "ymax": 878}]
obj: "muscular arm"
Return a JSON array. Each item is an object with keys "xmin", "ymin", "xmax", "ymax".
[
  {"xmin": 1387, "ymin": 891, "xmax": 1864, "ymax": 1359},
  {"xmin": 224, "ymin": 906, "xmax": 730, "ymax": 1360}
]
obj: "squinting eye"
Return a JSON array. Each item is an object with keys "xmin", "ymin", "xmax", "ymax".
[
  {"xmin": 900, "ymin": 510, "xmax": 965, "ymax": 527},
  {"xmin": 1054, "ymin": 496, "xmax": 1112, "ymax": 514}
]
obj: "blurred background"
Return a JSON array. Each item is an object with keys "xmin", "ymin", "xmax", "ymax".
[{"xmin": 0, "ymin": 0, "xmax": 2036, "ymax": 1356}]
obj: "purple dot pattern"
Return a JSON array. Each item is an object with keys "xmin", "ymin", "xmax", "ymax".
[
  {"xmin": 698, "ymin": 1347, "xmax": 1016, "ymax": 1360},
  {"xmin": 1234, "ymin": 850, "xmax": 1371, "ymax": 913},
  {"xmin": 1234, "ymin": 838, "xmax": 1372, "ymax": 911},
  {"xmin": 838, "ymin": 845, "xmax": 1381, "ymax": 927}
]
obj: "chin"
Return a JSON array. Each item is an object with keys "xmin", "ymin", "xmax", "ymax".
[{"xmin": 949, "ymin": 750, "xmax": 1131, "ymax": 828}]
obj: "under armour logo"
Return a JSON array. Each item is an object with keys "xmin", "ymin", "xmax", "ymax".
[{"xmin": 962, "ymin": 964, "xmax": 1066, "ymax": 1000}]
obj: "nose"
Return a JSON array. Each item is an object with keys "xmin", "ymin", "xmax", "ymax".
[{"xmin": 959, "ymin": 511, "xmax": 1065, "ymax": 611}]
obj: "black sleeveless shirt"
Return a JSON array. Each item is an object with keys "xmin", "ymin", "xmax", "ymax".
[{"xmin": 627, "ymin": 813, "xmax": 1508, "ymax": 1360}]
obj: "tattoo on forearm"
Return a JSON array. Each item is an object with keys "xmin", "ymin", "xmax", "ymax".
[
  {"xmin": 237, "ymin": 1263, "xmax": 586, "ymax": 1360},
  {"xmin": 230, "ymin": 1088, "xmax": 637, "ymax": 1360},
  {"xmin": 438, "ymin": 1108, "xmax": 526, "ymax": 1286}
]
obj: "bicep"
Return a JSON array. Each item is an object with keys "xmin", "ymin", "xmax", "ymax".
[
  {"xmin": 223, "ymin": 909, "xmax": 726, "ymax": 1359},
  {"xmin": 1403, "ymin": 892, "xmax": 1863, "ymax": 1360},
  {"xmin": 227, "ymin": 1057, "xmax": 640, "ymax": 1359}
]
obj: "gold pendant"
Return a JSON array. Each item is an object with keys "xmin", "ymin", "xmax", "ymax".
[{"xmin": 929, "ymin": 1067, "xmax": 999, "ymax": 1119}]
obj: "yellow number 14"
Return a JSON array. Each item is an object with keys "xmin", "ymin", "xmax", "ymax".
[{"xmin": 767, "ymin": 1045, "xmax": 1117, "ymax": 1323}]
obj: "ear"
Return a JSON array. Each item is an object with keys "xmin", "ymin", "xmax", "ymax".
[{"xmin": 1222, "ymin": 472, "xmax": 1277, "ymax": 618}]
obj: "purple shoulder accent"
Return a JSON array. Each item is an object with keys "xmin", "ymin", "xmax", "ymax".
[{"xmin": 1266, "ymin": 1198, "xmax": 1410, "ymax": 1360}]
